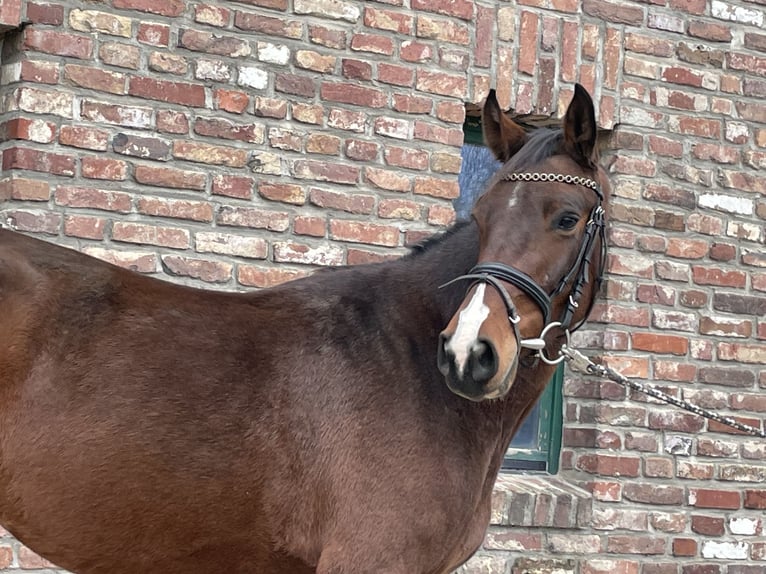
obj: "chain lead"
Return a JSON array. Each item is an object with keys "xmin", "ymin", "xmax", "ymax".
[{"xmin": 561, "ymin": 346, "xmax": 766, "ymax": 438}]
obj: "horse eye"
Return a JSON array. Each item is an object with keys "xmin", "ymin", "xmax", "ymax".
[{"xmin": 556, "ymin": 214, "xmax": 580, "ymax": 231}]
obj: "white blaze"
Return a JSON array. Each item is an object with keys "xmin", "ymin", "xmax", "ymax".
[{"xmin": 446, "ymin": 283, "xmax": 490, "ymax": 378}]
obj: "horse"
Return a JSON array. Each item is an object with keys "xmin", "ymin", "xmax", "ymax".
[{"xmin": 0, "ymin": 83, "xmax": 609, "ymax": 574}]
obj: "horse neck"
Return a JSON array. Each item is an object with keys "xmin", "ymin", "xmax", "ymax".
[{"xmin": 394, "ymin": 220, "xmax": 481, "ymax": 324}]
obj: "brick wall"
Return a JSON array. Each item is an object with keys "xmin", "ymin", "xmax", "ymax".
[{"xmin": 0, "ymin": 0, "xmax": 764, "ymax": 573}]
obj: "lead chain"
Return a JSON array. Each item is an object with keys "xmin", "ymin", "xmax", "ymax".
[{"xmin": 561, "ymin": 346, "xmax": 766, "ymax": 438}]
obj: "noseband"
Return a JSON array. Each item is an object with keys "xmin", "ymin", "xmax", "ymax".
[{"xmin": 443, "ymin": 172, "xmax": 606, "ymax": 364}]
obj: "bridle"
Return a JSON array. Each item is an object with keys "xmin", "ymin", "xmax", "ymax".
[{"xmin": 442, "ymin": 172, "xmax": 606, "ymax": 364}]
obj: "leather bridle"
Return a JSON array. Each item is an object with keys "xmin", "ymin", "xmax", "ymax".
[{"xmin": 443, "ymin": 172, "xmax": 606, "ymax": 364}]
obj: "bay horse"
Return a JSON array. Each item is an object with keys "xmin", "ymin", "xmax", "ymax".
[{"xmin": 0, "ymin": 84, "xmax": 609, "ymax": 574}]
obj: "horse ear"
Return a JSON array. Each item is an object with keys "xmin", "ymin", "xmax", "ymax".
[
  {"xmin": 563, "ymin": 84, "xmax": 598, "ymax": 169},
  {"xmin": 481, "ymin": 89, "xmax": 527, "ymax": 163}
]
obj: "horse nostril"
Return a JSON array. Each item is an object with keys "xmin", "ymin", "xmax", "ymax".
[
  {"xmin": 437, "ymin": 333, "xmax": 453, "ymax": 377},
  {"xmin": 469, "ymin": 339, "xmax": 498, "ymax": 384}
]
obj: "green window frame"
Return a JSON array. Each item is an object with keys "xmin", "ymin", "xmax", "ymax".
[{"xmin": 457, "ymin": 116, "xmax": 564, "ymax": 474}]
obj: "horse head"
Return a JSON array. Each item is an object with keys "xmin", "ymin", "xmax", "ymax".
[{"xmin": 437, "ymin": 84, "xmax": 611, "ymax": 401}]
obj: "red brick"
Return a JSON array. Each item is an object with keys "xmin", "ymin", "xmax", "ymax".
[
  {"xmin": 0, "ymin": 0, "xmax": 21, "ymax": 28},
  {"xmin": 364, "ymin": 7, "xmax": 412, "ymax": 33},
  {"xmin": 392, "ymin": 93, "xmax": 432, "ymax": 114},
  {"xmin": 378, "ymin": 63, "xmax": 414, "ymax": 87},
  {"xmin": 306, "ymin": 133, "xmax": 341, "ymax": 155},
  {"xmin": 309, "ymin": 188, "xmax": 375, "ymax": 214},
  {"xmin": 518, "ymin": 11, "xmax": 539, "ymax": 76},
  {"xmin": 238, "ymin": 266, "xmax": 310, "ymax": 288},
  {"xmin": 0, "ymin": 118, "xmax": 56, "ymax": 143},
  {"xmin": 416, "ymin": 70, "xmax": 467, "ymax": 98},
  {"xmin": 378, "ymin": 199, "xmax": 420, "ymax": 220},
  {"xmin": 258, "ymin": 182, "xmax": 306, "ymax": 205},
  {"xmin": 321, "ymin": 82, "xmax": 386, "ymax": 108},
  {"xmin": 345, "ymin": 140, "xmax": 379, "ymax": 162},
  {"xmin": 400, "ymin": 40, "xmax": 433, "ymax": 62},
  {"xmin": 5, "ymin": 210, "xmax": 61, "ymax": 234},
  {"xmin": 81, "ymin": 100, "xmax": 153, "ymax": 128},
  {"xmin": 55, "ymin": 186, "xmax": 131, "ymax": 212},
  {"xmin": 24, "ymin": 28, "xmax": 93, "ymax": 59},
  {"xmin": 112, "ymin": 221, "xmax": 190, "ymax": 249},
  {"xmin": 412, "ymin": 0, "xmax": 472, "ymax": 19},
  {"xmin": 583, "ymin": 0, "xmax": 644, "ymax": 23},
  {"xmin": 689, "ymin": 489, "xmax": 741, "ymax": 510},
  {"xmin": 351, "ymin": 33, "xmax": 393, "ymax": 55},
  {"xmin": 217, "ymin": 206, "xmax": 290, "ymax": 232},
  {"xmin": 293, "ymin": 159, "xmax": 359, "ymax": 185},
  {"xmin": 691, "ymin": 515, "xmax": 725, "ymax": 536},
  {"xmin": 413, "ymin": 121, "xmax": 463, "ymax": 146},
  {"xmin": 416, "ymin": 16, "xmax": 469, "ymax": 45},
  {"xmin": 135, "ymin": 165, "xmax": 206, "ymax": 191},
  {"xmin": 576, "ymin": 454, "xmax": 641, "ymax": 477},
  {"xmin": 273, "ymin": 241, "xmax": 344, "ymax": 266},
  {"xmin": 129, "ymin": 77, "xmax": 205, "ymax": 107},
  {"xmin": 294, "ymin": 216, "xmax": 326, "ymax": 237},
  {"xmin": 212, "ymin": 175, "xmax": 253, "ymax": 199},
  {"xmin": 3, "ymin": 146, "xmax": 75, "ymax": 176},
  {"xmin": 113, "ymin": 0, "xmax": 184, "ymax": 17},
  {"xmin": 236, "ymin": 12, "xmax": 302, "ymax": 38},
  {"xmin": 59, "ymin": 125, "xmax": 109, "ymax": 151},
  {"xmin": 672, "ymin": 538, "xmax": 697, "ymax": 557},
  {"xmin": 178, "ymin": 29, "xmax": 251, "ymax": 57},
  {"xmin": 64, "ymin": 64, "xmax": 125, "ymax": 94},
  {"xmin": 137, "ymin": 197, "xmax": 213, "ymax": 222},
  {"xmin": 0, "ymin": 176, "xmax": 49, "ymax": 201},
  {"xmin": 330, "ymin": 220, "xmax": 399, "ymax": 247},
  {"xmin": 64, "ymin": 215, "xmax": 106, "ymax": 240},
  {"xmin": 194, "ymin": 117, "xmax": 264, "ymax": 144},
  {"xmin": 20, "ymin": 59, "xmax": 59, "ymax": 83},
  {"xmin": 81, "ymin": 156, "xmax": 128, "ymax": 180},
  {"xmin": 744, "ymin": 490, "xmax": 766, "ymax": 509},
  {"xmin": 608, "ymin": 536, "xmax": 665, "ymax": 555},
  {"xmin": 632, "ymin": 333, "xmax": 688, "ymax": 355},
  {"xmin": 214, "ymin": 89, "xmax": 249, "ymax": 114},
  {"xmin": 173, "ymin": 141, "xmax": 248, "ymax": 167}
]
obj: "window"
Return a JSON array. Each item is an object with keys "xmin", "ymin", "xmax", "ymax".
[{"xmin": 457, "ymin": 116, "xmax": 563, "ymax": 474}]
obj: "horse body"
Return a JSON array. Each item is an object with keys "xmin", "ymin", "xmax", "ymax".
[
  {"xmin": 0, "ymin": 223, "xmax": 529, "ymax": 574},
  {"xmin": 0, "ymin": 84, "xmax": 609, "ymax": 573}
]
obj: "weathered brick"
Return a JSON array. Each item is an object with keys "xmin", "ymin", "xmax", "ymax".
[
  {"xmin": 55, "ymin": 186, "xmax": 131, "ymax": 212},
  {"xmin": 3, "ymin": 146, "xmax": 75, "ymax": 176},
  {"xmin": 238, "ymin": 265, "xmax": 309, "ymax": 288},
  {"xmin": 218, "ymin": 206, "xmax": 289, "ymax": 232},
  {"xmin": 137, "ymin": 197, "xmax": 213, "ymax": 222},
  {"xmin": 161, "ymin": 255, "xmax": 232, "ymax": 284},
  {"xmin": 273, "ymin": 241, "xmax": 344, "ymax": 266},
  {"xmin": 330, "ymin": 220, "xmax": 399, "ymax": 246},
  {"xmin": 134, "ymin": 165, "xmax": 206, "ymax": 191},
  {"xmin": 112, "ymin": 222, "xmax": 190, "ymax": 249},
  {"xmin": 113, "ymin": 0, "xmax": 184, "ymax": 17},
  {"xmin": 258, "ymin": 182, "xmax": 306, "ymax": 205},
  {"xmin": 178, "ymin": 29, "xmax": 251, "ymax": 57},
  {"xmin": 64, "ymin": 215, "xmax": 106, "ymax": 240},
  {"xmin": 112, "ymin": 133, "xmax": 171, "ymax": 161},
  {"xmin": 173, "ymin": 141, "xmax": 248, "ymax": 167},
  {"xmin": 24, "ymin": 28, "xmax": 93, "ymax": 59},
  {"xmin": 81, "ymin": 156, "xmax": 128, "ymax": 180},
  {"xmin": 195, "ymin": 232, "xmax": 267, "ymax": 260},
  {"xmin": 293, "ymin": 159, "xmax": 359, "ymax": 185}
]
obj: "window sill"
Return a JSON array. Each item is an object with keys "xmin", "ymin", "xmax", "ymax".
[{"xmin": 490, "ymin": 473, "xmax": 592, "ymax": 529}]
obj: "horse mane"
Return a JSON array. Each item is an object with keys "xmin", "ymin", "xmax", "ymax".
[
  {"xmin": 495, "ymin": 127, "xmax": 564, "ymax": 179},
  {"xmin": 405, "ymin": 220, "xmax": 472, "ymax": 259}
]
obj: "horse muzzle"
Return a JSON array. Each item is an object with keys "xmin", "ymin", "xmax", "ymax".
[{"xmin": 437, "ymin": 333, "xmax": 517, "ymax": 401}]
